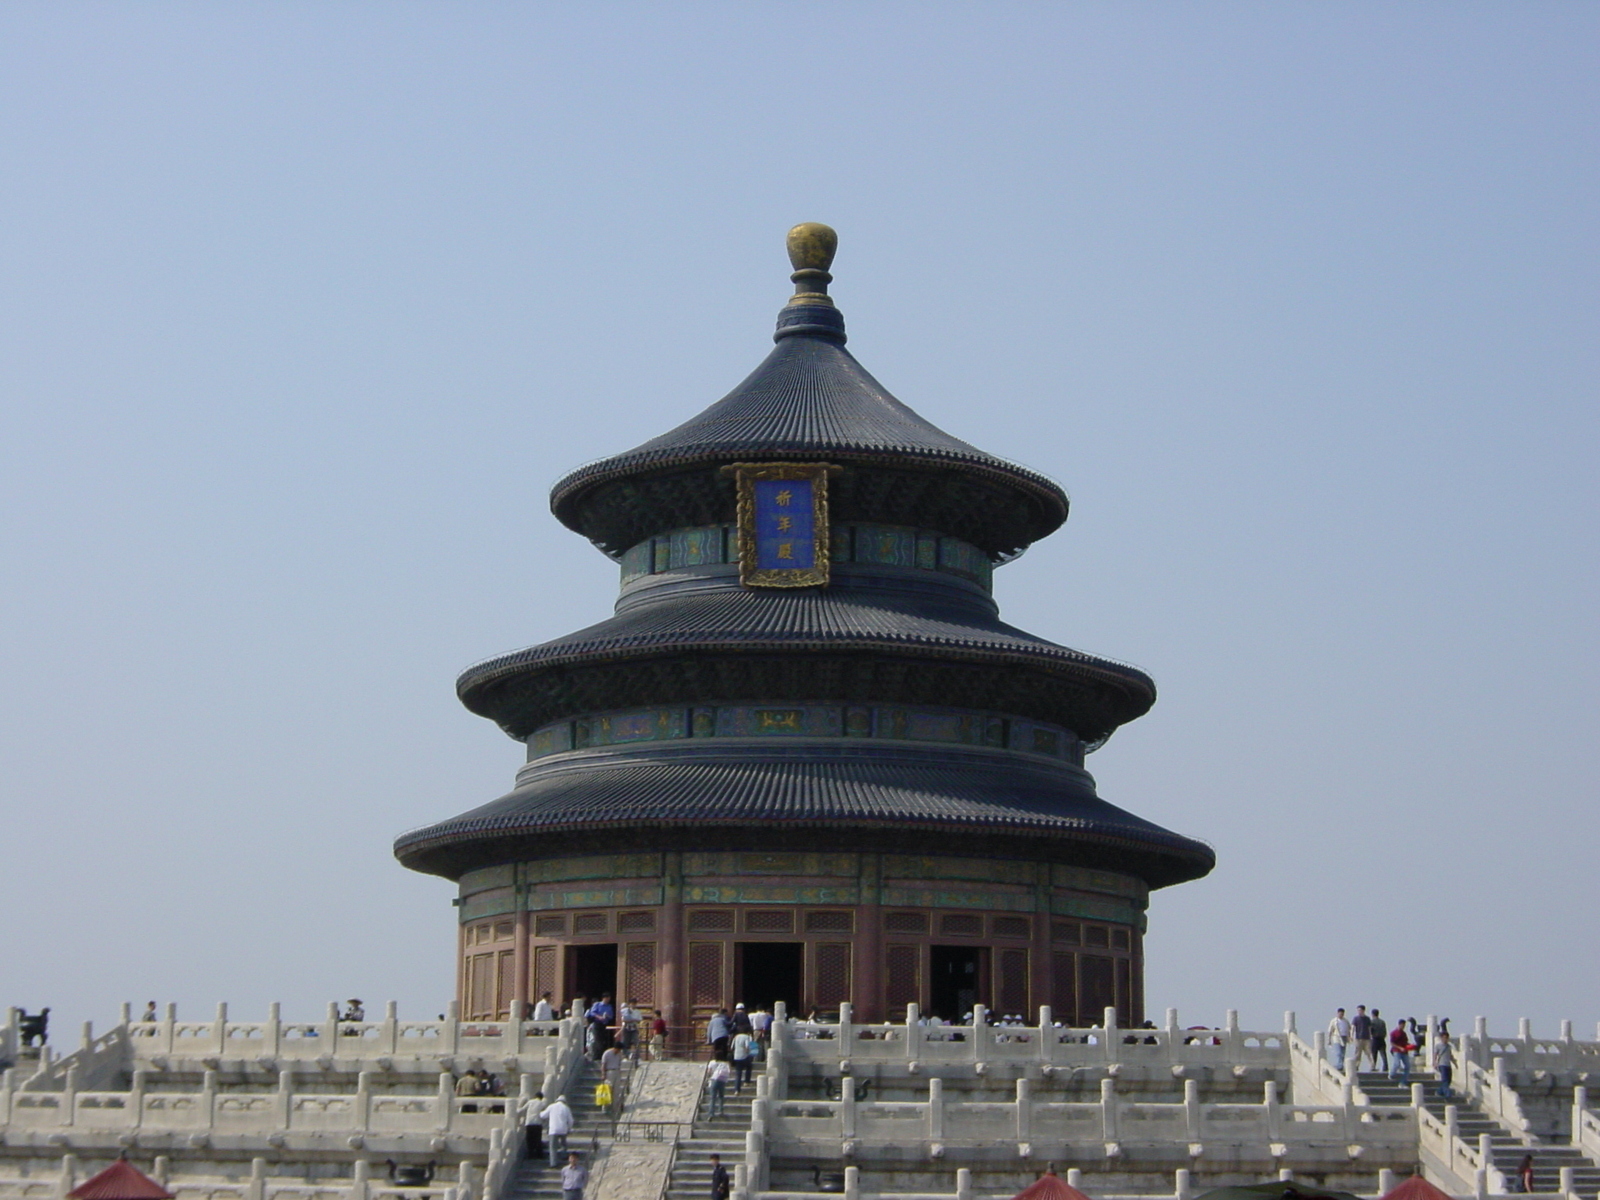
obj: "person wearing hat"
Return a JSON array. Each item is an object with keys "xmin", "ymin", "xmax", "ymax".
[
  {"xmin": 731, "ymin": 1004, "xmax": 752, "ymax": 1036},
  {"xmin": 540, "ymin": 1094, "xmax": 574, "ymax": 1167}
]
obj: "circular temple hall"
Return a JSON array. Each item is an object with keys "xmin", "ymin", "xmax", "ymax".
[{"xmin": 394, "ymin": 224, "xmax": 1213, "ymax": 1038}]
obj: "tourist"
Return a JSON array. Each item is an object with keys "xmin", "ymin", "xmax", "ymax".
[
  {"xmin": 1517, "ymin": 1154, "xmax": 1534, "ymax": 1193},
  {"xmin": 707, "ymin": 1008, "xmax": 731, "ymax": 1061},
  {"xmin": 141, "ymin": 1002, "xmax": 158, "ymax": 1024},
  {"xmin": 1326, "ymin": 1008, "xmax": 1351, "ymax": 1071},
  {"xmin": 730, "ymin": 1027, "xmax": 755, "ymax": 1094},
  {"xmin": 706, "ymin": 1057, "xmax": 731, "ymax": 1117},
  {"xmin": 1435, "ymin": 1031, "xmax": 1456, "ymax": 1100},
  {"xmin": 533, "ymin": 993, "xmax": 555, "ymax": 1022},
  {"xmin": 732, "ymin": 1003, "xmax": 753, "ymax": 1036},
  {"xmin": 560, "ymin": 1151, "xmax": 588, "ymax": 1200},
  {"xmin": 1350, "ymin": 1006, "xmax": 1372, "ymax": 1073},
  {"xmin": 1370, "ymin": 1010, "xmax": 1389, "ymax": 1072},
  {"xmin": 541, "ymin": 1094, "xmax": 574, "ymax": 1167},
  {"xmin": 519, "ymin": 1091, "xmax": 545, "ymax": 1158},
  {"xmin": 455, "ymin": 1069, "xmax": 481, "ymax": 1112},
  {"xmin": 343, "ymin": 999, "xmax": 365, "ymax": 1022},
  {"xmin": 709, "ymin": 1154, "xmax": 730, "ymax": 1200},
  {"xmin": 752, "ymin": 1006, "xmax": 772, "ymax": 1047},
  {"xmin": 619, "ymin": 999, "xmax": 642, "ymax": 1061},
  {"xmin": 585, "ymin": 993, "xmax": 615, "ymax": 1058},
  {"xmin": 600, "ymin": 1043, "xmax": 623, "ymax": 1090},
  {"xmin": 650, "ymin": 1013, "xmax": 668, "ymax": 1061},
  {"xmin": 1388, "ymin": 1021, "xmax": 1413, "ymax": 1087}
]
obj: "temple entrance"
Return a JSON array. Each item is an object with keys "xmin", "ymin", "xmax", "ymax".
[
  {"xmin": 735, "ymin": 942, "xmax": 802, "ymax": 1013},
  {"xmin": 930, "ymin": 945, "xmax": 986, "ymax": 1021},
  {"xmin": 567, "ymin": 943, "xmax": 617, "ymax": 1007}
]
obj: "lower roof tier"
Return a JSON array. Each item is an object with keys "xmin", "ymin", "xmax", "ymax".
[{"xmin": 392, "ymin": 740, "xmax": 1214, "ymax": 887}]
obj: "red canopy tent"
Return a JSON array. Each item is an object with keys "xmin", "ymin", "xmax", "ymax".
[
  {"xmin": 1010, "ymin": 1169, "xmax": 1094, "ymax": 1200},
  {"xmin": 67, "ymin": 1159, "xmax": 174, "ymax": 1200},
  {"xmin": 1380, "ymin": 1178, "xmax": 1454, "ymax": 1200}
]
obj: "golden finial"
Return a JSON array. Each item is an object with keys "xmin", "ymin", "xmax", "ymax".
[{"xmin": 785, "ymin": 222, "xmax": 837, "ymax": 307}]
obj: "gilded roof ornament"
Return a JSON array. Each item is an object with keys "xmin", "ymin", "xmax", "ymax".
[{"xmin": 786, "ymin": 221, "xmax": 837, "ymax": 308}]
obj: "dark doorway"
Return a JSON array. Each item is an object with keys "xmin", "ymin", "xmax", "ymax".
[
  {"xmin": 735, "ymin": 942, "xmax": 802, "ymax": 1013},
  {"xmin": 930, "ymin": 945, "xmax": 986, "ymax": 1021},
  {"xmin": 567, "ymin": 943, "xmax": 617, "ymax": 1006}
]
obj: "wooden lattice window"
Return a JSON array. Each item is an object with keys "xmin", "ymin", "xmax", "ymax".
[
  {"xmin": 1081, "ymin": 955, "xmax": 1115, "ymax": 1021},
  {"xmin": 885, "ymin": 944, "xmax": 919, "ymax": 1014},
  {"xmin": 574, "ymin": 912, "xmax": 608, "ymax": 934},
  {"xmin": 992, "ymin": 916, "xmax": 1030, "ymax": 939},
  {"xmin": 626, "ymin": 942, "xmax": 656, "ymax": 1006},
  {"xmin": 1116, "ymin": 958, "xmax": 1132, "ymax": 1025},
  {"xmin": 1053, "ymin": 922, "xmax": 1081, "ymax": 945},
  {"xmin": 998, "ymin": 948, "xmax": 1028, "ymax": 1016},
  {"xmin": 689, "ymin": 942, "xmax": 723, "ymax": 1007},
  {"xmin": 1051, "ymin": 952, "xmax": 1077, "ymax": 1025},
  {"xmin": 1084, "ymin": 924, "xmax": 1110, "ymax": 948},
  {"xmin": 496, "ymin": 949, "xmax": 516, "ymax": 1017},
  {"xmin": 939, "ymin": 914, "xmax": 982, "ymax": 937},
  {"xmin": 536, "ymin": 914, "xmax": 567, "ymax": 937},
  {"xmin": 688, "ymin": 909, "xmax": 735, "ymax": 933},
  {"xmin": 813, "ymin": 942, "xmax": 851, "ymax": 1009},
  {"xmin": 1112, "ymin": 927, "xmax": 1131, "ymax": 951},
  {"xmin": 884, "ymin": 911, "xmax": 928, "ymax": 934},
  {"xmin": 618, "ymin": 910, "xmax": 656, "ymax": 933},
  {"xmin": 746, "ymin": 910, "xmax": 794, "ymax": 933},
  {"xmin": 805, "ymin": 910, "xmax": 853, "ymax": 933},
  {"xmin": 468, "ymin": 952, "xmax": 495, "ymax": 1019},
  {"xmin": 493, "ymin": 920, "xmax": 514, "ymax": 941},
  {"xmin": 534, "ymin": 946, "xmax": 557, "ymax": 1001}
]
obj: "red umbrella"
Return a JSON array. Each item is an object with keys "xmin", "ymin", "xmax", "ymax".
[
  {"xmin": 67, "ymin": 1160, "xmax": 174, "ymax": 1200},
  {"xmin": 1380, "ymin": 1178, "xmax": 1453, "ymax": 1200},
  {"xmin": 1011, "ymin": 1169, "xmax": 1094, "ymax": 1200}
]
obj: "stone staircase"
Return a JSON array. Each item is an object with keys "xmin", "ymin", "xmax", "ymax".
[
  {"xmin": 1358, "ymin": 1072, "xmax": 1600, "ymax": 1199},
  {"xmin": 662, "ymin": 1079, "xmax": 754, "ymax": 1200},
  {"xmin": 502, "ymin": 1059, "xmax": 616, "ymax": 1200}
]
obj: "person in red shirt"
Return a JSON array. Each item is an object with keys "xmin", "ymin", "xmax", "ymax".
[{"xmin": 1388, "ymin": 1020, "xmax": 1413, "ymax": 1086}]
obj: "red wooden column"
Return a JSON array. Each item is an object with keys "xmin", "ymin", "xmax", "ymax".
[
  {"xmin": 852, "ymin": 853, "xmax": 883, "ymax": 1021},
  {"xmin": 1031, "ymin": 863, "xmax": 1052, "ymax": 1022},
  {"xmin": 658, "ymin": 851, "xmax": 686, "ymax": 1037},
  {"xmin": 512, "ymin": 904, "xmax": 531, "ymax": 1018}
]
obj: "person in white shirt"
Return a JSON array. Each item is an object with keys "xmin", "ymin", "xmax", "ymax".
[
  {"xmin": 540, "ymin": 1095, "xmax": 574, "ymax": 1167},
  {"xmin": 706, "ymin": 1059, "xmax": 731, "ymax": 1117},
  {"xmin": 1326, "ymin": 1008, "xmax": 1352, "ymax": 1071},
  {"xmin": 518, "ymin": 1091, "xmax": 545, "ymax": 1158},
  {"xmin": 532, "ymin": 993, "xmax": 555, "ymax": 1022},
  {"xmin": 730, "ymin": 1029, "xmax": 755, "ymax": 1093}
]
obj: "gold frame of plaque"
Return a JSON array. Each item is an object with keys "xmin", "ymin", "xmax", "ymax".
[{"xmin": 727, "ymin": 462, "xmax": 836, "ymax": 588}]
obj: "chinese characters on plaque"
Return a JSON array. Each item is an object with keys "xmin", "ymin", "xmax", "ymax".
[{"xmin": 729, "ymin": 462, "xmax": 835, "ymax": 588}]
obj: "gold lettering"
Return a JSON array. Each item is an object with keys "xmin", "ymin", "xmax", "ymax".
[
  {"xmin": 777, "ymin": 542, "xmax": 794, "ymax": 559},
  {"xmin": 777, "ymin": 515, "xmax": 794, "ymax": 531},
  {"xmin": 775, "ymin": 489, "xmax": 793, "ymax": 506}
]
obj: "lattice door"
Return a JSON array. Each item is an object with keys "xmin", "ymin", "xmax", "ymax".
[
  {"xmin": 813, "ymin": 942, "xmax": 851, "ymax": 1009},
  {"xmin": 885, "ymin": 944, "xmax": 919, "ymax": 1018},
  {"xmin": 997, "ymin": 948, "xmax": 1028, "ymax": 1017},
  {"xmin": 626, "ymin": 942, "xmax": 657, "ymax": 1006}
]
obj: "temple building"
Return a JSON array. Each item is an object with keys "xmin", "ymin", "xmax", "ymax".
[{"xmin": 394, "ymin": 224, "xmax": 1214, "ymax": 1035}]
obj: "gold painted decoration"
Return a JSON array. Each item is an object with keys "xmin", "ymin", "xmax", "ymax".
[{"xmin": 729, "ymin": 462, "xmax": 836, "ymax": 588}]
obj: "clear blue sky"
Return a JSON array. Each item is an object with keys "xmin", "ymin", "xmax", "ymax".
[{"xmin": 3, "ymin": 3, "xmax": 1595, "ymax": 1044}]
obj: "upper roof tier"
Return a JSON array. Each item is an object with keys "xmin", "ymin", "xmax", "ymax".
[{"xmin": 550, "ymin": 224, "xmax": 1070, "ymax": 560}]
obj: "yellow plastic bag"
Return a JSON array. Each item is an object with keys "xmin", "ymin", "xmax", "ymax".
[{"xmin": 594, "ymin": 1081, "xmax": 613, "ymax": 1109}]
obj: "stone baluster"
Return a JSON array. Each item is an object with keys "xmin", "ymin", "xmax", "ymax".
[
  {"xmin": 1174, "ymin": 1168, "xmax": 1193, "ymax": 1200},
  {"xmin": 80, "ymin": 1021, "xmax": 93, "ymax": 1053},
  {"xmin": 1479, "ymin": 1132, "xmax": 1495, "ymax": 1183},
  {"xmin": 1100, "ymin": 1076, "xmax": 1118, "ymax": 1142},
  {"xmin": 162, "ymin": 1003, "xmax": 177, "ymax": 1055},
  {"xmin": 838, "ymin": 1002, "xmax": 854, "ymax": 1047},
  {"xmin": 1341, "ymin": 1078, "xmax": 1355, "ymax": 1141},
  {"xmin": 58, "ymin": 1153, "xmax": 78, "ymax": 1198},
  {"xmin": 1103, "ymin": 1007, "xmax": 1119, "ymax": 1064},
  {"xmin": 841, "ymin": 1075, "xmax": 857, "ymax": 1138},
  {"xmin": 214, "ymin": 1003, "xmax": 229, "ymax": 1055},
  {"xmin": 349, "ymin": 1159, "xmax": 371, "ymax": 1200},
  {"xmin": 383, "ymin": 1002, "xmax": 399, "ymax": 1055},
  {"xmin": 928, "ymin": 1078, "xmax": 944, "ymax": 1141},
  {"xmin": 1313, "ymin": 1030, "xmax": 1327, "ymax": 1084},
  {"xmin": 732, "ymin": 1163, "xmax": 748, "ymax": 1200},
  {"xmin": 1182, "ymin": 1078, "xmax": 1200, "ymax": 1141},
  {"xmin": 1379, "ymin": 1169, "xmax": 1397, "ymax": 1195},
  {"xmin": 1572, "ymin": 1087, "xmax": 1587, "ymax": 1147},
  {"xmin": 1473, "ymin": 1016, "xmax": 1489, "ymax": 1067},
  {"xmin": 955, "ymin": 1168, "xmax": 972, "ymax": 1200},
  {"xmin": 1166, "ymin": 1008, "xmax": 1181, "ymax": 1063},
  {"xmin": 119, "ymin": 1002, "xmax": 132, "ymax": 1028},
  {"xmin": 266, "ymin": 1003, "xmax": 282, "ymax": 1057},
  {"xmin": 355, "ymin": 1070, "xmax": 372, "ymax": 1132},
  {"xmin": 276, "ymin": 1066, "xmax": 293, "ymax": 1129},
  {"xmin": 1473, "ymin": 1167, "xmax": 1488, "ymax": 1200},
  {"xmin": 1411, "ymin": 1083, "xmax": 1425, "ymax": 1111},
  {"xmin": 202, "ymin": 1068, "xmax": 218, "ymax": 1132},
  {"xmin": 152, "ymin": 1157, "xmax": 169, "ymax": 1186},
  {"xmin": 1, "ymin": 1067, "xmax": 15, "ymax": 1125},
  {"xmin": 842, "ymin": 1165, "xmax": 859, "ymax": 1200},
  {"xmin": 745, "ymin": 1128, "xmax": 766, "ymax": 1192},
  {"xmin": 502, "ymin": 1007, "xmax": 522, "ymax": 1058},
  {"xmin": 1225, "ymin": 1009, "xmax": 1240, "ymax": 1058},
  {"xmin": 444, "ymin": 1001, "xmax": 461, "ymax": 1056},
  {"xmin": 1425, "ymin": 1014, "xmax": 1438, "ymax": 1070},
  {"xmin": 1016, "ymin": 1077, "xmax": 1031, "ymax": 1141},
  {"xmin": 1036, "ymin": 1005, "xmax": 1054, "ymax": 1066},
  {"xmin": 1284, "ymin": 1011, "xmax": 1297, "ymax": 1036},
  {"xmin": 1560, "ymin": 1166, "xmax": 1575, "ymax": 1197},
  {"xmin": 247, "ymin": 1158, "xmax": 267, "ymax": 1200},
  {"xmin": 1560, "ymin": 1019, "xmax": 1573, "ymax": 1043},
  {"xmin": 1518, "ymin": 1017, "xmax": 1532, "ymax": 1047},
  {"xmin": 436, "ymin": 1072, "xmax": 454, "ymax": 1132},
  {"xmin": 905, "ymin": 1003, "xmax": 922, "ymax": 1059},
  {"xmin": 323, "ymin": 1002, "xmax": 340, "ymax": 1045},
  {"xmin": 61, "ymin": 1065, "xmax": 78, "ymax": 1128},
  {"xmin": 1264, "ymin": 1080, "xmax": 1281, "ymax": 1141},
  {"xmin": 130, "ymin": 1068, "xmax": 147, "ymax": 1129}
]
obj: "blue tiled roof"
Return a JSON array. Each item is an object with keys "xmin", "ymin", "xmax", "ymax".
[{"xmin": 393, "ymin": 741, "xmax": 1214, "ymax": 885}]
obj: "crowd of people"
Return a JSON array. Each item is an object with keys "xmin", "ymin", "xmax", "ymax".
[{"xmin": 1325, "ymin": 1006, "xmax": 1455, "ymax": 1095}]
